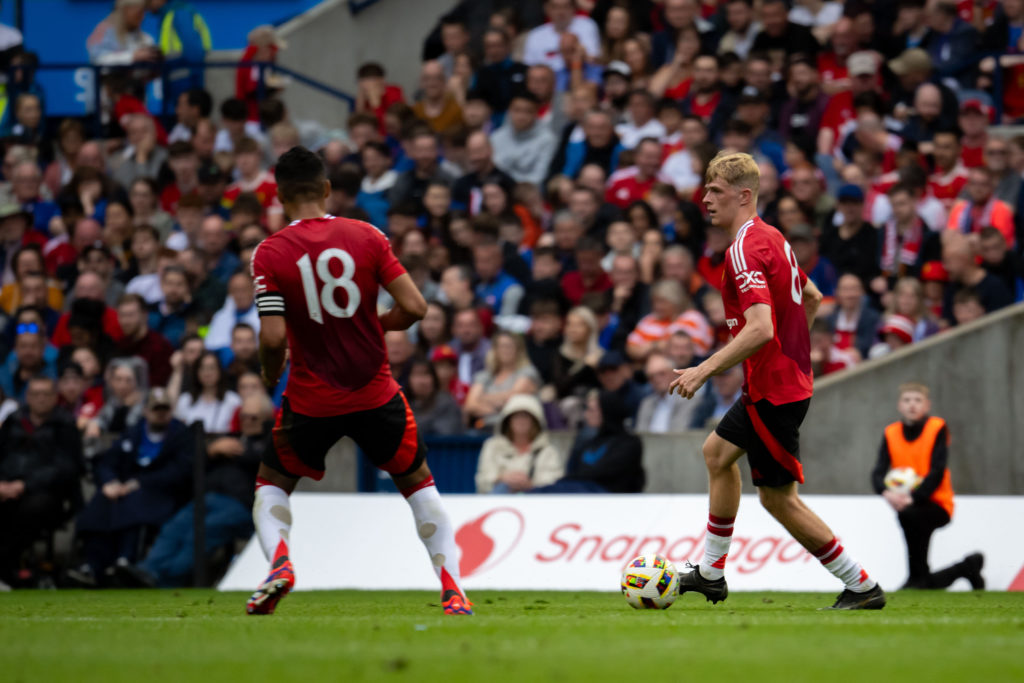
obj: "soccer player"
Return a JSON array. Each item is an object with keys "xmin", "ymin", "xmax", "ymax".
[
  {"xmin": 669, "ymin": 152, "xmax": 886, "ymax": 610},
  {"xmin": 247, "ymin": 147, "xmax": 471, "ymax": 616}
]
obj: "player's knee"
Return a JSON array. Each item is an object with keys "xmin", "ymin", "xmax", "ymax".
[{"xmin": 702, "ymin": 439, "xmax": 728, "ymax": 474}]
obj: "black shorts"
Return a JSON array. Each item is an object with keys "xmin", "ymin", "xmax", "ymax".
[
  {"xmin": 714, "ymin": 396, "xmax": 810, "ymax": 488},
  {"xmin": 263, "ymin": 390, "xmax": 426, "ymax": 481}
]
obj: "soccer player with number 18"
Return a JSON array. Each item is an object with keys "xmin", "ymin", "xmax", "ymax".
[
  {"xmin": 246, "ymin": 147, "xmax": 471, "ymax": 616},
  {"xmin": 669, "ymin": 152, "xmax": 886, "ymax": 610}
]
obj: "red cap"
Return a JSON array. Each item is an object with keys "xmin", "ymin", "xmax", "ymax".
[
  {"xmin": 430, "ymin": 344, "xmax": 458, "ymax": 363},
  {"xmin": 880, "ymin": 314, "xmax": 915, "ymax": 345},
  {"xmin": 960, "ymin": 99, "xmax": 994, "ymax": 123},
  {"xmin": 920, "ymin": 260, "xmax": 949, "ymax": 283}
]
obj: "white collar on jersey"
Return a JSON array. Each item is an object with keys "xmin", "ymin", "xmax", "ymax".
[{"xmin": 287, "ymin": 213, "xmax": 335, "ymax": 227}]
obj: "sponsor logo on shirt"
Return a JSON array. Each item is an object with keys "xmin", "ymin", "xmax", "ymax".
[
  {"xmin": 253, "ymin": 274, "xmax": 267, "ymax": 294},
  {"xmin": 735, "ymin": 270, "xmax": 767, "ymax": 293},
  {"xmin": 726, "ymin": 318, "xmax": 739, "ymax": 329}
]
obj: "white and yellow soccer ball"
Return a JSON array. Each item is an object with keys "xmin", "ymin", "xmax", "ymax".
[
  {"xmin": 621, "ymin": 554, "xmax": 679, "ymax": 610},
  {"xmin": 884, "ymin": 467, "xmax": 922, "ymax": 494}
]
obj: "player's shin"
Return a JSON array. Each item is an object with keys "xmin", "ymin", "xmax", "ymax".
[
  {"xmin": 253, "ymin": 477, "xmax": 292, "ymax": 562},
  {"xmin": 400, "ymin": 476, "xmax": 464, "ymax": 598}
]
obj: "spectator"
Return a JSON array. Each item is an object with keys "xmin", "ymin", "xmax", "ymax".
[
  {"xmin": 876, "ymin": 183, "xmax": 941, "ymax": 294},
  {"xmin": 10, "ymin": 160, "xmax": 60, "ymax": 236},
  {"xmin": 147, "ymin": 265, "xmax": 195, "ymax": 347},
  {"xmin": 356, "ymin": 141, "xmax": 398, "ymax": 228},
  {"xmin": 551, "ymin": 108, "xmax": 624, "ymax": 179},
  {"xmin": 413, "ymin": 60, "xmax": 463, "ymax": 134},
  {"xmin": 0, "ymin": 376, "xmax": 82, "ymax": 588},
  {"xmin": 464, "ymin": 331, "xmax": 540, "ymax": 431},
  {"xmin": 978, "ymin": 227, "xmax": 1024, "ymax": 301},
  {"xmin": 199, "ymin": 214, "xmax": 239, "ymax": 284},
  {"xmin": 868, "ymin": 313, "xmax": 916, "ymax": 359},
  {"xmin": 114, "ymin": 293, "xmax": 172, "ymax": 387},
  {"xmin": 942, "ymin": 233, "xmax": 1013, "ymax": 320},
  {"xmin": 0, "ymin": 326, "xmax": 56, "ymax": 402},
  {"xmin": 174, "ymin": 351, "xmax": 240, "ymax": 434},
  {"xmin": 987, "ymin": 136, "xmax": 1019, "ymax": 207},
  {"xmin": 83, "ymin": 356, "xmax": 147, "ymax": 441},
  {"xmin": 87, "ymin": 0, "xmax": 160, "ymax": 66},
  {"xmin": 925, "ymin": 0, "xmax": 980, "ymax": 90},
  {"xmin": 112, "ymin": 114, "xmax": 167, "ymax": 189},
  {"xmin": 561, "ymin": 236, "xmax": 612, "ymax": 307},
  {"xmin": 388, "ymin": 129, "xmax": 456, "ymax": 211},
  {"xmin": 809, "ymin": 317, "xmax": 858, "ymax": 377},
  {"xmin": 57, "ymin": 360, "xmax": 102, "ymax": 427},
  {"xmin": 205, "ymin": 270, "xmax": 259, "ymax": 353},
  {"xmin": 129, "ymin": 178, "xmax": 174, "ymax": 238},
  {"xmin": 123, "ymin": 226, "xmax": 163, "ymax": 303},
  {"xmin": 385, "ymin": 329, "xmax": 415, "ymax": 390},
  {"xmin": 871, "ymin": 382, "xmax": 984, "ymax": 590},
  {"xmin": 636, "ymin": 353, "xmax": 696, "ymax": 433},
  {"xmin": 690, "ymin": 365, "xmax": 745, "ymax": 429},
  {"xmin": 473, "ymin": 237, "xmax": 524, "ymax": 317},
  {"xmin": 890, "ymin": 276, "xmax": 941, "ymax": 342},
  {"xmin": 450, "ymin": 307, "xmax": 490, "ymax": 387},
  {"xmin": 120, "ymin": 393, "xmax": 268, "ymax": 588},
  {"xmin": 947, "ymin": 166, "xmax": 1016, "ymax": 248},
  {"xmin": 476, "ymin": 393, "xmax": 563, "ymax": 493},
  {"xmin": 472, "ymin": 28, "xmax": 528, "ymax": 121},
  {"xmin": 222, "ymin": 139, "xmax": 281, "ymax": 228},
  {"xmin": 615, "ymin": 91, "xmax": 666, "ymax": 151},
  {"xmin": 523, "ymin": 0, "xmax": 601, "ymax": 70},
  {"xmin": 595, "ymin": 350, "xmax": 648, "ymax": 421},
  {"xmin": 950, "ymin": 287, "xmax": 986, "ymax": 325},
  {"xmin": 651, "ymin": 0, "xmax": 715, "ymax": 67},
  {"xmin": 826, "ymin": 273, "xmax": 880, "ymax": 360},
  {"xmin": 533, "ymin": 390, "xmax": 644, "ymax": 493},
  {"xmin": 160, "ymin": 142, "xmax": 200, "ymax": 215},
  {"xmin": 406, "ymin": 359, "xmax": 462, "ymax": 437},
  {"xmin": 778, "ymin": 56, "xmax": 829, "ymax": 154},
  {"xmin": 72, "ymin": 387, "xmax": 193, "ymax": 587},
  {"xmin": 0, "ymin": 245, "xmax": 63, "ymax": 314},
  {"xmin": 788, "ymin": 225, "xmax": 838, "ymax": 296},
  {"xmin": 490, "ymin": 93, "xmax": 557, "ymax": 187},
  {"xmin": 626, "ymin": 279, "xmax": 712, "ymax": 361},
  {"xmin": 820, "ymin": 184, "xmax": 879, "ymax": 287},
  {"xmin": 751, "ymin": 0, "xmax": 820, "ymax": 68},
  {"xmin": 452, "ymin": 130, "xmax": 514, "ymax": 211},
  {"xmin": 679, "ymin": 55, "xmax": 733, "ymax": 139},
  {"xmin": 604, "ymin": 138, "xmax": 672, "ymax": 210},
  {"xmin": 660, "ymin": 115, "xmax": 709, "ymax": 198},
  {"xmin": 235, "ymin": 26, "xmax": 285, "ymax": 122},
  {"xmin": 1, "ymin": 202, "xmax": 47, "ymax": 287},
  {"xmin": 166, "ymin": 88, "xmax": 213, "ymax": 144},
  {"xmin": 718, "ymin": 0, "xmax": 763, "ymax": 59}
]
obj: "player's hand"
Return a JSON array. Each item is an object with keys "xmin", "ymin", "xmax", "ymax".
[{"xmin": 670, "ymin": 365, "xmax": 709, "ymax": 399}]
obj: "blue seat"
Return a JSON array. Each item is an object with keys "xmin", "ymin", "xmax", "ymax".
[{"xmin": 357, "ymin": 435, "xmax": 488, "ymax": 494}]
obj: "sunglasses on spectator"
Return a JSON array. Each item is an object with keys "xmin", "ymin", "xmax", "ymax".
[{"xmin": 16, "ymin": 322, "xmax": 40, "ymax": 335}]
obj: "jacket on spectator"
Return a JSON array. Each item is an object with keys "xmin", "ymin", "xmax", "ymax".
[
  {"xmin": 635, "ymin": 391, "xmax": 696, "ymax": 433},
  {"xmin": 475, "ymin": 394, "xmax": 564, "ymax": 493},
  {"xmin": 77, "ymin": 418, "xmax": 194, "ymax": 532},
  {"xmin": 0, "ymin": 346, "xmax": 57, "ymax": 402},
  {"xmin": 826, "ymin": 305, "xmax": 881, "ymax": 360},
  {"xmin": 946, "ymin": 198, "xmax": 1016, "ymax": 249},
  {"xmin": 491, "ymin": 120, "xmax": 558, "ymax": 187},
  {"xmin": 562, "ymin": 391, "xmax": 644, "ymax": 493},
  {"xmin": 204, "ymin": 297, "xmax": 260, "ymax": 352},
  {"xmin": 553, "ymin": 136, "xmax": 624, "ymax": 180},
  {"xmin": 410, "ymin": 390, "xmax": 463, "ymax": 437},
  {"xmin": 116, "ymin": 330, "xmax": 174, "ymax": 388},
  {"xmin": 0, "ymin": 406, "xmax": 82, "ymax": 504}
]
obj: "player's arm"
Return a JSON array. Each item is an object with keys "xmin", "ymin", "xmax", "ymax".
[
  {"xmin": 258, "ymin": 316, "xmax": 288, "ymax": 389},
  {"xmin": 802, "ymin": 277, "xmax": 824, "ymax": 329},
  {"xmin": 379, "ymin": 273, "xmax": 428, "ymax": 331},
  {"xmin": 670, "ymin": 303, "xmax": 773, "ymax": 399}
]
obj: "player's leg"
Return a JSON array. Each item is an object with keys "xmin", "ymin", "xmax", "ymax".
[
  {"xmin": 351, "ymin": 391, "xmax": 471, "ymax": 615},
  {"xmin": 758, "ymin": 483, "xmax": 885, "ymax": 609}
]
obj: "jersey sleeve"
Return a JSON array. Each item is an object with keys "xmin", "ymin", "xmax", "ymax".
[
  {"xmin": 250, "ymin": 240, "xmax": 286, "ymax": 317},
  {"xmin": 374, "ymin": 228, "xmax": 407, "ymax": 286},
  {"xmin": 727, "ymin": 240, "xmax": 772, "ymax": 312}
]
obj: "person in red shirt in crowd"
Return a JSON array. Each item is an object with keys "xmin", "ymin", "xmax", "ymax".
[
  {"xmin": 957, "ymin": 100, "xmax": 990, "ymax": 168},
  {"xmin": 561, "ymin": 236, "xmax": 612, "ymax": 306},
  {"xmin": 670, "ymin": 152, "xmax": 884, "ymax": 610},
  {"xmin": 604, "ymin": 138, "xmax": 672, "ymax": 209},
  {"xmin": 222, "ymin": 138, "xmax": 282, "ymax": 227},
  {"xmin": 159, "ymin": 141, "xmax": 200, "ymax": 215},
  {"xmin": 355, "ymin": 62, "xmax": 405, "ymax": 136},
  {"xmin": 51, "ymin": 272, "xmax": 123, "ymax": 348},
  {"xmin": 43, "ymin": 217, "xmax": 102, "ymax": 288},
  {"xmin": 826, "ymin": 273, "xmax": 881, "ymax": 359},
  {"xmin": 876, "ymin": 183, "xmax": 942, "ymax": 295},
  {"xmin": 114, "ymin": 293, "xmax": 173, "ymax": 387},
  {"xmin": 928, "ymin": 128, "xmax": 969, "ymax": 210},
  {"xmin": 816, "ymin": 17, "xmax": 858, "ymax": 95},
  {"xmin": 430, "ymin": 344, "xmax": 469, "ymax": 406},
  {"xmin": 810, "ymin": 318, "xmax": 858, "ymax": 376},
  {"xmin": 697, "ymin": 224, "xmax": 730, "ymax": 291},
  {"xmin": 236, "ymin": 25, "xmax": 285, "ymax": 122},
  {"xmin": 680, "ymin": 55, "xmax": 728, "ymax": 135},
  {"xmin": 817, "ymin": 52, "xmax": 882, "ymax": 156},
  {"xmin": 946, "ymin": 166, "xmax": 1016, "ymax": 248}
]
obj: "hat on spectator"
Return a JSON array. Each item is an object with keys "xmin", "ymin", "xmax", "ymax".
[
  {"xmin": 879, "ymin": 314, "xmax": 914, "ymax": 345},
  {"xmin": 597, "ymin": 350, "xmax": 627, "ymax": 370},
  {"xmin": 604, "ymin": 61, "xmax": 632, "ymax": 80},
  {"xmin": 837, "ymin": 184, "xmax": 865, "ymax": 202},
  {"xmin": 736, "ymin": 85, "xmax": 768, "ymax": 106},
  {"xmin": 959, "ymin": 98, "xmax": 993, "ymax": 122},
  {"xmin": 430, "ymin": 344, "xmax": 458, "ymax": 363},
  {"xmin": 920, "ymin": 260, "xmax": 949, "ymax": 283},
  {"xmin": 887, "ymin": 48, "xmax": 931, "ymax": 76},
  {"xmin": 146, "ymin": 387, "xmax": 173, "ymax": 411},
  {"xmin": 847, "ymin": 51, "xmax": 878, "ymax": 78}
]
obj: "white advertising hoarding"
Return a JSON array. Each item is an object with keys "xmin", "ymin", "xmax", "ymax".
[{"xmin": 219, "ymin": 494, "xmax": 1024, "ymax": 592}]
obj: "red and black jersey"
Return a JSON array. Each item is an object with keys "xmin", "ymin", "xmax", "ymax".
[
  {"xmin": 250, "ymin": 215, "xmax": 406, "ymax": 418},
  {"xmin": 721, "ymin": 216, "xmax": 813, "ymax": 406}
]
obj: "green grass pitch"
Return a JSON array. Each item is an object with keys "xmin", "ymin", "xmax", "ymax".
[{"xmin": 4, "ymin": 590, "xmax": 1023, "ymax": 682}]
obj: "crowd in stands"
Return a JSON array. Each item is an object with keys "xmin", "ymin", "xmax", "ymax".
[{"xmin": 1, "ymin": 0, "xmax": 1024, "ymax": 587}]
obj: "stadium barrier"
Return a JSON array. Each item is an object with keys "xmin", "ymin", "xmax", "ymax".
[{"xmin": 219, "ymin": 493, "xmax": 1024, "ymax": 592}]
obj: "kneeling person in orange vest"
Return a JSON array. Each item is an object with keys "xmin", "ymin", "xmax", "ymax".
[{"xmin": 871, "ymin": 382, "xmax": 985, "ymax": 590}]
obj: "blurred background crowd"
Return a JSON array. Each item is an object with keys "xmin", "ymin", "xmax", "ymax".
[{"xmin": 0, "ymin": 0, "xmax": 1022, "ymax": 588}]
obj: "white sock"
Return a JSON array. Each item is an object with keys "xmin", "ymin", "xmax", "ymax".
[
  {"xmin": 699, "ymin": 513, "xmax": 735, "ymax": 580},
  {"xmin": 402, "ymin": 477, "xmax": 463, "ymax": 595},
  {"xmin": 814, "ymin": 538, "xmax": 876, "ymax": 592},
  {"xmin": 253, "ymin": 482, "xmax": 292, "ymax": 561}
]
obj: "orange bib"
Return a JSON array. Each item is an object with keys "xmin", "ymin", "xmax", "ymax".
[{"xmin": 884, "ymin": 416, "xmax": 954, "ymax": 517}]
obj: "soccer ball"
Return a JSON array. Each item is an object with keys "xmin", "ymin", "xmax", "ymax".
[
  {"xmin": 621, "ymin": 554, "xmax": 679, "ymax": 610},
  {"xmin": 884, "ymin": 467, "xmax": 922, "ymax": 494}
]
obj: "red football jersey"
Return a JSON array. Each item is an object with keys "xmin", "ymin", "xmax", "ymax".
[
  {"xmin": 721, "ymin": 216, "xmax": 813, "ymax": 405},
  {"xmin": 250, "ymin": 215, "xmax": 407, "ymax": 418}
]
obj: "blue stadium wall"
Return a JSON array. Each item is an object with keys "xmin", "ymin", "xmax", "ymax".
[{"xmin": 6, "ymin": 0, "xmax": 324, "ymax": 116}]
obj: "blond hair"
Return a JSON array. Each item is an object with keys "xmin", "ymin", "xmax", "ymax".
[
  {"xmin": 898, "ymin": 382, "xmax": 930, "ymax": 398},
  {"xmin": 705, "ymin": 152, "xmax": 760, "ymax": 198}
]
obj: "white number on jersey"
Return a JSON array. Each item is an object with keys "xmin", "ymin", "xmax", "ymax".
[
  {"xmin": 782, "ymin": 241, "xmax": 803, "ymax": 305},
  {"xmin": 296, "ymin": 248, "xmax": 361, "ymax": 323}
]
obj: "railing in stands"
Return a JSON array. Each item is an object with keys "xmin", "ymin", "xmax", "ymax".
[{"xmin": 12, "ymin": 59, "xmax": 355, "ymax": 132}]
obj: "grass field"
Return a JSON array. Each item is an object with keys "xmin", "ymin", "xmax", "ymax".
[{"xmin": 3, "ymin": 589, "xmax": 1023, "ymax": 682}]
